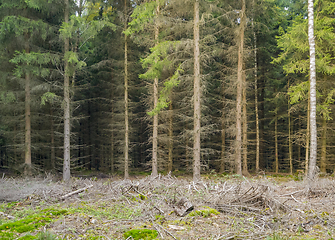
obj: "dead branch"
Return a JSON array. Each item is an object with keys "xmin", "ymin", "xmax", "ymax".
[{"xmin": 60, "ymin": 185, "xmax": 93, "ymax": 200}]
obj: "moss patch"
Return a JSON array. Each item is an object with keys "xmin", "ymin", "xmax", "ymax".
[
  {"xmin": 188, "ymin": 206, "xmax": 220, "ymax": 218},
  {"xmin": 123, "ymin": 229, "xmax": 158, "ymax": 240},
  {"xmin": 0, "ymin": 209, "xmax": 67, "ymax": 238}
]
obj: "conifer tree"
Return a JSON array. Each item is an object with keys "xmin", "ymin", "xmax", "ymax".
[{"xmin": 0, "ymin": 0, "xmax": 63, "ymax": 174}]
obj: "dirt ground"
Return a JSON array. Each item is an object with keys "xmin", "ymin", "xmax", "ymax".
[{"xmin": 1, "ymin": 173, "xmax": 335, "ymax": 239}]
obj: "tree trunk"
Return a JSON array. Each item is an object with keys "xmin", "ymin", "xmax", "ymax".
[
  {"xmin": 289, "ymin": 114, "xmax": 293, "ymax": 174},
  {"xmin": 220, "ymin": 89, "xmax": 225, "ymax": 173},
  {"xmin": 252, "ymin": 0, "xmax": 260, "ymax": 173},
  {"xmin": 124, "ymin": 0, "xmax": 129, "ymax": 179},
  {"xmin": 152, "ymin": 0, "xmax": 160, "ymax": 177},
  {"xmin": 288, "ymin": 82, "xmax": 293, "ymax": 174},
  {"xmin": 242, "ymin": 72, "xmax": 249, "ymax": 175},
  {"xmin": 168, "ymin": 102, "xmax": 173, "ymax": 173},
  {"xmin": 24, "ymin": 48, "xmax": 31, "ymax": 175},
  {"xmin": 320, "ymin": 117, "xmax": 327, "ymax": 173},
  {"xmin": 50, "ymin": 106, "xmax": 55, "ymax": 170},
  {"xmin": 305, "ymin": 96, "xmax": 310, "ymax": 175},
  {"xmin": 307, "ymin": 0, "xmax": 317, "ymax": 180},
  {"xmin": 275, "ymin": 113, "xmax": 278, "ymax": 173},
  {"xmin": 63, "ymin": 0, "xmax": 71, "ymax": 182},
  {"xmin": 110, "ymin": 89, "xmax": 114, "ymax": 173},
  {"xmin": 193, "ymin": 0, "xmax": 201, "ymax": 182},
  {"xmin": 236, "ymin": 0, "xmax": 245, "ymax": 176}
]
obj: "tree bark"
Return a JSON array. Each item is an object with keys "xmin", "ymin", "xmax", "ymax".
[
  {"xmin": 252, "ymin": 0, "xmax": 260, "ymax": 173},
  {"xmin": 193, "ymin": 0, "xmax": 201, "ymax": 182},
  {"xmin": 288, "ymin": 81, "xmax": 293, "ymax": 174},
  {"xmin": 242, "ymin": 72, "xmax": 249, "ymax": 175},
  {"xmin": 235, "ymin": 0, "xmax": 245, "ymax": 176},
  {"xmin": 168, "ymin": 102, "xmax": 173, "ymax": 173},
  {"xmin": 220, "ymin": 89, "xmax": 225, "ymax": 173},
  {"xmin": 124, "ymin": 0, "xmax": 129, "ymax": 179},
  {"xmin": 50, "ymin": 106, "xmax": 55, "ymax": 170},
  {"xmin": 289, "ymin": 114, "xmax": 293, "ymax": 174},
  {"xmin": 275, "ymin": 113, "xmax": 278, "ymax": 173},
  {"xmin": 305, "ymin": 95, "xmax": 310, "ymax": 176},
  {"xmin": 63, "ymin": 0, "xmax": 71, "ymax": 182},
  {"xmin": 320, "ymin": 117, "xmax": 327, "ymax": 173},
  {"xmin": 110, "ymin": 89, "xmax": 114, "ymax": 173},
  {"xmin": 193, "ymin": 0, "xmax": 201, "ymax": 181},
  {"xmin": 308, "ymin": 0, "xmax": 317, "ymax": 181},
  {"xmin": 24, "ymin": 42, "xmax": 31, "ymax": 175},
  {"xmin": 152, "ymin": 0, "xmax": 160, "ymax": 177}
]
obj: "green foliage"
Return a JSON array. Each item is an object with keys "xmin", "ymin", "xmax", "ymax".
[
  {"xmin": 41, "ymin": 92, "xmax": 57, "ymax": 106},
  {"xmin": 274, "ymin": 12, "xmax": 335, "ymax": 75},
  {"xmin": 64, "ymin": 51, "xmax": 87, "ymax": 75},
  {"xmin": 123, "ymin": 229, "xmax": 158, "ymax": 240},
  {"xmin": 59, "ymin": 13, "xmax": 114, "ymax": 41},
  {"xmin": 140, "ymin": 41, "xmax": 183, "ymax": 116},
  {"xmin": 9, "ymin": 51, "xmax": 56, "ymax": 78},
  {"xmin": 124, "ymin": 1, "xmax": 158, "ymax": 36},
  {"xmin": 288, "ymin": 81, "xmax": 309, "ymax": 104},
  {"xmin": 0, "ymin": 16, "xmax": 49, "ymax": 40},
  {"xmin": 0, "ymin": 92, "xmax": 16, "ymax": 103}
]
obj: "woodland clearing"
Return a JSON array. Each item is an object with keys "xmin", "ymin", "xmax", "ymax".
[{"xmin": 0, "ymin": 173, "xmax": 334, "ymax": 240}]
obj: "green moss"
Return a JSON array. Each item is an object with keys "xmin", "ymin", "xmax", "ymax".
[
  {"xmin": 188, "ymin": 206, "xmax": 220, "ymax": 218},
  {"xmin": 0, "ymin": 231, "xmax": 15, "ymax": 239},
  {"xmin": 17, "ymin": 234, "xmax": 36, "ymax": 240},
  {"xmin": 0, "ymin": 209, "xmax": 67, "ymax": 235},
  {"xmin": 74, "ymin": 202, "xmax": 140, "ymax": 220},
  {"xmin": 123, "ymin": 229, "xmax": 158, "ymax": 240}
]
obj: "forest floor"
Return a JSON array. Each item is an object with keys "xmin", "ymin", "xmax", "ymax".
[{"xmin": 0, "ymin": 172, "xmax": 335, "ymax": 240}]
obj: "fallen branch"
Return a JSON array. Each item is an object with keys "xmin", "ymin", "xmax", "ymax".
[
  {"xmin": 61, "ymin": 185, "xmax": 93, "ymax": 200},
  {"xmin": 280, "ymin": 190, "xmax": 304, "ymax": 197},
  {"xmin": 157, "ymin": 225, "xmax": 177, "ymax": 240}
]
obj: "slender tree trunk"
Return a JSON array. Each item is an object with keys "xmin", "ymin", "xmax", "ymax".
[
  {"xmin": 242, "ymin": 72, "xmax": 249, "ymax": 175},
  {"xmin": 289, "ymin": 114, "xmax": 293, "ymax": 174},
  {"xmin": 13, "ymin": 112, "xmax": 17, "ymax": 165},
  {"xmin": 193, "ymin": 0, "xmax": 201, "ymax": 181},
  {"xmin": 124, "ymin": 0, "xmax": 129, "ymax": 179},
  {"xmin": 305, "ymin": 96, "xmax": 310, "ymax": 175},
  {"xmin": 24, "ymin": 46, "xmax": 32, "ymax": 175},
  {"xmin": 236, "ymin": 0, "xmax": 245, "ymax": 176},
  {"xmin": 220, "ymin": 90, "xmax": 225, "ymax": 173},
  {"xmin": 288, "ymin": 81, "xmax": 293, "ymax": 174},
  {"xmin": 167, "ymin": 102, "xmax": 173, "ymax": 173},
  {"xmin": 63, "ymin": 0, "xmax": 71, "ymax": 182},
  {"xmin": 320, "ymin": 117, "xmax": 327, "ymax": 173},
  {"xmin": 111, "ymin": 91, "xmax": 114, "ymax": 173},
  {"xmin": 308, "ymin": 0, "xmax": 317, "ymax": 180},
  {"xmin": 152, "ymin": 0, "xmax": 160, "ymax": 177},
  {"xmin": 298, "ymin": 114, "xmax": 301, "ymax": 167},
  {"xmin": 50, "ymin": 106, "xmax": 55, "ymax": 170},
  {"xmin": 275, "ymin": 113, "xmax": 278, "ymax": 173},
  {"xmin": 252, "ymin": 0, "xmax": 260, "ymax": 173}
]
